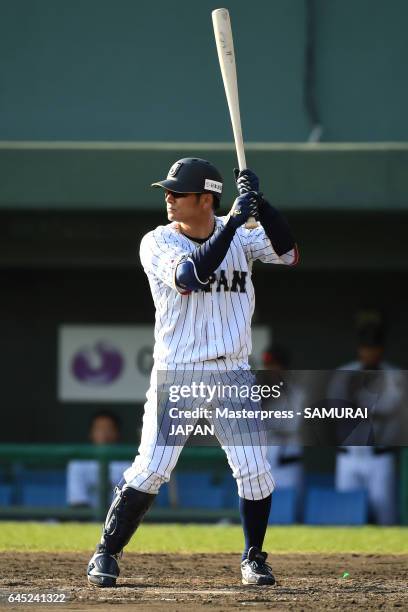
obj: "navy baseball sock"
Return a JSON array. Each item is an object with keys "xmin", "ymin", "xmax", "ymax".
[{"xmin": 239, "ymin": 494, "xmax": 272, "ymax": 561}]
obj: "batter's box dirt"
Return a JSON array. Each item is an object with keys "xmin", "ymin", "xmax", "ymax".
[{"xmin": 0, "ymin": 552, "xmax": 407, "ymax": 611}]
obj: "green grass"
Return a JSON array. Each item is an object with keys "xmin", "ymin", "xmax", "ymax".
[{"xmin": 0, "ymin": 523, "xmax": 407, "ymax": 554}]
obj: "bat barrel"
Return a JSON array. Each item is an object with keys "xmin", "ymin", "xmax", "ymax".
[{"xmin": 212, "ymin": 8, "xmax": 256, "ymax": 227}]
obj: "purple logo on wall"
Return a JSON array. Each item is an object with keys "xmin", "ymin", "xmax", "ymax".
[{"xmin": 71, "ymin": 341, "xmax": 124, "ymax": 385}]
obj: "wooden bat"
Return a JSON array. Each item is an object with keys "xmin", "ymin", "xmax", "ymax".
[{"xmin": 212, "ymin": 8, "xmax": 258, "ymax": 229}]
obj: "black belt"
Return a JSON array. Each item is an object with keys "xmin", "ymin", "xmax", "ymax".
[{"xmin": 278, "ymin": 456, "xmax": 302, "ymax": 465}]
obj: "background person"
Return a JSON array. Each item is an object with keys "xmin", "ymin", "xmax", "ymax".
[
  {"xmin": 66, "ymin": 411, "xmax": 130, "ymax": 508},
  {"xmin": 331, "ymin": 319, "xmax": 404, "ymax": 525}
]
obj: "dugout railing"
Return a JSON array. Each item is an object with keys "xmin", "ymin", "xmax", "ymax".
[
  {"xmin": 0, "ymin": 445, "xmax": 407, "ymax": 524},
  {"xmin": 0, "ymin": 444, "xmax": 234, "ymax": 522}
]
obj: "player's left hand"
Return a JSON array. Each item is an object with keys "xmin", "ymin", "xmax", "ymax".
[{"xmin": 234, "ymin": 168, "xmax": 260, "ymax": 194}]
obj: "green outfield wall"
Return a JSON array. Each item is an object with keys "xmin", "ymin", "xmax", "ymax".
[
  {"xmin": 1, "ymin": 142, "xmax": 408, "ymax": 211},
  {"xmin": 0, "ymin": 0, "xmax": 407, "ymax": 142}
]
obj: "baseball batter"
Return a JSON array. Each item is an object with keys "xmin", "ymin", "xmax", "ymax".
[{"xmin": 87, "ymin": 158, "xmax": 299, "ymax": 587}]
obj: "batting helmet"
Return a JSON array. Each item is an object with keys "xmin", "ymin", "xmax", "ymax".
[{"xmin": 151, "ymin": 158, "xmax": 223, "ymax": 201}]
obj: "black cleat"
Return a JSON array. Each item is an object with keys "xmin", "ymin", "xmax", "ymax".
[
  {"xmin": 87, "ymin": 551, "xmax": 120, "ymax": 588},
  {"xmin": 241, "ymin": 546, "xmax": 276, "ymax": 586}
]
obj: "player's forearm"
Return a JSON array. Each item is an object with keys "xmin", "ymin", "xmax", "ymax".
[
  {"xmin": 235, "ymin": 169, "xmax": 296, "ymax": 256},
  {"xmin": 258, "ymin": 198, "xmax": 296, "ymax": 257},
  {"xmin": 175, "ymin": 221, "xmax": 236, "ymax": 290}
]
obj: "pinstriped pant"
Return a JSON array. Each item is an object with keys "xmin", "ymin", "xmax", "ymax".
[{"xmin": 123, "ymin": 361, "xmax": 275, "ymax": 500}]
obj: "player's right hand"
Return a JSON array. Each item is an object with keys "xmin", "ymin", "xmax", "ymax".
[{"xmin": 228, "ymin": 192, "xmax": 260, "ymax": 230}]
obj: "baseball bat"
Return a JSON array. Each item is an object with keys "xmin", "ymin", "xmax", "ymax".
[{"xmin": 212, "ymin": 8, "xmax": 258, "ymax": 229}]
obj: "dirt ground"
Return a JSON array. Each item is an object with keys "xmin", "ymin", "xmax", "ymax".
[{"xmin": 0, "ymin": 552, "xmax": 407, "ymax": 611}]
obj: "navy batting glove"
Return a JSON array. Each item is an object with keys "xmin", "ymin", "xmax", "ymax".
[
  {"xmin": 227, "ymin": 191, "xmax": 260, "ymax": 230},
  {"xmin": 233, "ymin": 168, "xmax": 260, "ymax": 194}
]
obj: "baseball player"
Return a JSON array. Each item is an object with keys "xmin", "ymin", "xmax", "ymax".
[
  {"xmin": 87, "ymin": 157, "xmax": 299, "ymax": 587},
  {"xmin": 331, "ymin": 323, "xmax": 403, "ymax": 524}
]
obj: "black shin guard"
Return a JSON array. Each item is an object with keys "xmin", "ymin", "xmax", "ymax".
[{"xmin": 97, "ymin": 485, "xmax": 155, "ymax": 555}]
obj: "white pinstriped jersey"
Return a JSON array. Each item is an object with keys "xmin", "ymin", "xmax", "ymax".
[{"xmin": 140, "ymin": 216, "xmax": 297, "ymax": 366}]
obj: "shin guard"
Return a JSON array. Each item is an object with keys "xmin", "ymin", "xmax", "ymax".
[{"xmin": 98, "ymin": 485, "xmax": 155, "ymax": 555}]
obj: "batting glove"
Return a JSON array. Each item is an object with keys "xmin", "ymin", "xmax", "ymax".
[
  {"xmin": 234, "ymin": 168, "xmax": 260, "ymax": 194},
  {"xmin": 228, "ymin": 192, "xmax": 260, "ymax": 230}
]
